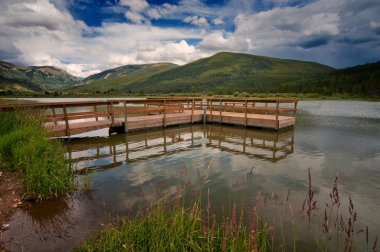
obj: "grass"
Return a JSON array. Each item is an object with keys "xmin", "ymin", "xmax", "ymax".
[
  {"xmin": 74, "ymin": 201, "xmax": 272, "ymax": 252},
  {"xmin": 0, "ymin": 109, "xmax": 75, "ymax": 201}
]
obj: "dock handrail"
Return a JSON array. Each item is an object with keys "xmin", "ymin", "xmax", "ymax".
[{"xmin": 0, "ymin": 98, "xmax": 298, "ymax": 136}]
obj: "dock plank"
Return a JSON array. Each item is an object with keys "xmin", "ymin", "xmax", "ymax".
[{"xmin": 48, "ymin": 109, "xmax": 294, "ymax": 137}]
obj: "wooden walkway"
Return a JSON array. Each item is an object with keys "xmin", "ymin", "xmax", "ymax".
[{"xmin": 0, "ymin": 98, "xmax": 298, "ymax": 137}]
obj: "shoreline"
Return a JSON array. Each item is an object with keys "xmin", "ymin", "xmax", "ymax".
[
  {"xmin": 0, "ymin": 92, "xmax": 379, "ymax": 102},
  {"xmin": 0, "ymin": 170, "xmax": 23, "ymax": 251}
]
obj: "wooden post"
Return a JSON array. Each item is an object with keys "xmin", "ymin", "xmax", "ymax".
[
  {"xmin": 187, "ymin": 125, "xmax": 192, "ymax": 146},
  {"xmin": 51, "ymin": 107, "xmax": 57, "ymax": 125},
  {"xmin": 265, "ymin": 102, "xmax": 268, "ymax": 115},
  {"xmin": 123, "ymin": 101, "xmax": 128, "ymax": 133},
  {"xmin": 243, "ymin": 128, "xmax": 247, "ymax": 153},
  {"xmin": 244, "ymin": 100, "xmax": 248, "ymax": 127},
  {"xmin": 110, "ymin": 101, "xmax": 115, "ymax": 126},
  {"xmin": 163, "ymin": 128, "xmax": 167, "ymax": 152},
  {"xmin": 144, "ymin": 103, "xmax": 147, "ymax": 115},
  {"xmin": 94, "ymin": 105, "xmax": 98, "ymax": 121},
  {"xmin": 252, "ymin": 102, "xmax": 255, "ymax": 114},
  {"xmin": 112, "ymin": 144, "xmax": 116, "ymax": 163},
  {"xmin": 275, "ymin": 100, "xmax": 280, "ymax": 129},
  {"xmin": 63, "ymin": 105, "xmax": 70, "ymax": 136},
  {"xmin": 219, "ymin": 99, "xmax": 222, "ymax": 124},
  {"xmin": 163, "ymin": 100, "xmax": 166, "ymax": 127},
  {"xmin": 210, "ymin": 99, "xmax": 213, "ymax": 122},
  {"xmin": 293, "ymin": 101, "xmax": 298, "ymax": 117},
  {"xmin": 191, "ymin": 99, "xmax": 194, "ymax": 123},
  {"xmin": 203, "ymin": 99, "xmax": 207, "ymax": 124}
]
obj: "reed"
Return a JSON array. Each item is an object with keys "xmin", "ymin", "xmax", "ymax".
[{"xmin": 0, "ymin": 109, "xmax": 74, "ymax": 201}]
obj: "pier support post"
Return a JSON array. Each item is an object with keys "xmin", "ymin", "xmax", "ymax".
[
  {"xmin": 51, "ymin": 107, "xmax": 57, "ymax": 126},
  {"xmin": 94, "ymin": 105, "xmax": 98, "ymax": 121},
  {"xmin": 276, "ymin": 100, "xmax": 280, "ymax": 129},
  {"xmin": 219, "ymin": 99, "xmax": 222, "ymax": 124},
  {"xmin": 244, "ymin": 100, "xmax": 248, "ymax": 127},
  {"xmin": 293, "ymin": 101, "xmax": 298, "ymax": 117},
  {"xmin": 163, "ymin": 100, "xmax": 167, "ymax": 127},
  {"xmin": 63, "ymin": 105, "xmax": 70, "ymax": 136},
  {"xmin": 210, "ymin": 99, "xmax": 213, "ymax": 123},
  {"xmin": 191, "ymin": 99, "xmax": 194, "ymax": 123},
  {"xmin": 110, "ymin": 101, "xmax": 115, "ymax": 127},
  {"xmin": 123, "ymin": 101, "xmax": 128, "ymax": 133}
]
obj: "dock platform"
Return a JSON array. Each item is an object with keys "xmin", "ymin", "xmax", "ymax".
[{"xmin": 0, "ymin": 98, "xmax": 298, "ymax": 137}]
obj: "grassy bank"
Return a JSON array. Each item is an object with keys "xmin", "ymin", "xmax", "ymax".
[{"xmin": 0, "ymin": 109, "xmax": 74, "ymax": 201}]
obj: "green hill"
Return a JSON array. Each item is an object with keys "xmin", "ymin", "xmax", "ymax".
[
  {"xmin": 277, "ymin": 61, "xmax": 380, "ymax": 95},
  {"xmin": 72, "ymin": 63, "xmax": 178, "ymax": 92},
  {"xmin": 129, "ymin": 52, "xmax": 334, "ymax": 93},
  {"xmin": 0, "ymin": 60, "xmax": 78, "ymax": 92},
  {"xmin": 75, "ymin": 52, "xmax": 333, "ymax": 94}
]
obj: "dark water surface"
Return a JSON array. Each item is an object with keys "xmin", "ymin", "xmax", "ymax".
[{"xmin": 1, "ymin": 100, "xmax": 380, "ymax": 251}]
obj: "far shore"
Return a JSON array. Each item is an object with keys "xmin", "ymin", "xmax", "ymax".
[{"xmin": 1, "ymin": 92, "xmax": 379, "ymax": 102}]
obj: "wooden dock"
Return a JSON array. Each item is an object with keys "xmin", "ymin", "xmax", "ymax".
[{"xmin": 0, "ymin": 98, "xmax": 298, "ymax": 137}]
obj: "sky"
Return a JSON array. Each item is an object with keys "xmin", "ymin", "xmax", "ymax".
[{"xmin": 0, "ymin": 0, "xmax": 379, "ymax": 78}]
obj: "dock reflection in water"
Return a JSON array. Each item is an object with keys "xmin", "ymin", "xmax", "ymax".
[
  {"xmin": 67, "ymin": 124, "xmax": 294, "ymax": 172},
  {"xmin": 2, "ymin": 124, "xmax": 295, "ymax": 252}
]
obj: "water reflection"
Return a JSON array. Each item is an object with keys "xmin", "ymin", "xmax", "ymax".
[{"xmin": 67, "ymin": 124, "xmax": 295, "ymax": 173}]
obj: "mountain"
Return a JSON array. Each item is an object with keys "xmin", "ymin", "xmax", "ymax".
[
  {"xmin": 0, "ymin": 60, "xmax": 78, "ymax": 92},
  {"xmin": 277, "ymin": 61, "xmax": 380, "ymax": 95},
  {"xmin": 72, "ymin": 63, "xmax": 178, "ymax": 92},
  {"xmin": 74, "ymin": 52, "xmax": 333, "ymax": 94}
]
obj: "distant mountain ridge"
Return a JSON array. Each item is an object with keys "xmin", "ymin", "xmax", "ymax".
[
  {"xmin": 1, "ymin": 52, "xmax": 379, "ymax": 96},
  {"xmin": 0, "ymin": 60, "xmax": 78, "ymax": 92},
  {"xmin": 73, "ymin": 52, "xmax": 334, "ymax": 93},
  {"xmin": 77, "ymin": 63, "xmax": 178, "ymax": 91}
]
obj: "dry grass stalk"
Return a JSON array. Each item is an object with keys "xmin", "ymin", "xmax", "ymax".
[{"xmin": 301, "ymin": 168, "xmax": 318, "ymax": 224}]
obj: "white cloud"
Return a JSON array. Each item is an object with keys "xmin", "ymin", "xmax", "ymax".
[
  {"xmin": 147, "ymin": 3, "xmax": 177, "ymax": 20},
  {"xmin": 212, "ymin": 18, "xmax": 224, "ymax": 25},
  {"xmin": 136, "ymin": 40, "xmax": 209, "ymax": 65},
  {"xmin": 199, "ymin": 31, "xmax": 250, "ymax": 52},
  {"xmin": 125, "ymin": 10, "xmax": 146, "ymax": 24},
  {"xmin": 119, "ymin": 0, "xmax": 148, "ymax": 12},
  {"xmin": 183, "ymin": 16, "xmax": 208, "ymax": 27},
  {"xmin": 120, "ymin": 0, "xmax": 149, "ymax": 24}
]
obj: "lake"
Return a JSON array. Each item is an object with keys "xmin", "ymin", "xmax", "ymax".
[{"xmin": 1, "ymin": 100, "xmax": 380, "ymax": 251}]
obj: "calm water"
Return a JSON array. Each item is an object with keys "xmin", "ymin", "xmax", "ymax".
[{"xmin": 1, "ymin": 100, "xmax": 380, "ymax": 251}]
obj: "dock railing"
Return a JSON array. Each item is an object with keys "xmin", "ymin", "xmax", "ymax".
[{"xmin": 0, "ymin": 98, "xmax": 298, "ymax": 136}]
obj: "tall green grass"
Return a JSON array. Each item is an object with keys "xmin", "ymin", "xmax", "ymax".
[
  {"xmin": 0, "ymin": 109, "xmax": 74, "ymax": 201},
  {"xmin": 74, "ymin": 202, "xmax": 271, "ymax": 252}
]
